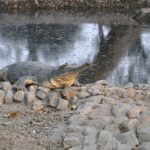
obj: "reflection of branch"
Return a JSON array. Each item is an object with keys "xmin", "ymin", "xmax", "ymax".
[{"xmin": 79, "ymin": 25, "xmax": 141, "ymax": 83}]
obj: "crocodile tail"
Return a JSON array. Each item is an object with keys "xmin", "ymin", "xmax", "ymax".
[{"xmin": 0, "ymin": 67, "xmax": 8, "ymax": 81}]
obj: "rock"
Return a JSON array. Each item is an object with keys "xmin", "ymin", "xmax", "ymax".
[
  {"xmin": 0, "ymin": 82, "xmax": 12, "ymax": 91},
  {"xmin": 28, "ymin": 85, "xmax": 37, "ymax": 93},
  {"xmin": 48, "ymin": 92, "xmax": 60, "ymax": 107},
  {"xmin": 119, "ymin": 119, "xmax": 139, "ymax": 132},
  {"xmin": 115, "ymin": 142, "xmax": 131, "ymax": 150},
  {"xmin": 96, "ymin": 80, "xmax": 108, "ymax": 85},
  {"xmin": 137, "ymin": 124, "xmax": 150, "ymax": 143},
  {"xmin": 104, "ymin": 124, "xmax": 121, "ymax": 135},
  {"xmin": 77, "ymin": 91, "xmax": 90, "ymax": 99},
  {"xmin": 63, "ymin": 133, "xmax": 82, "ymax": 149},
  {"xmin": 88, "ymin": 84, "xmax": 105, "ymax": 95},
  {"xmin": 26, "ymin": 92, "xmax": 36, "ymax": 103},
  {"xmin": 137, "ymin": 142, "xmax": 150, "ymax": 150},
  {"xmin": 38, "ymin": 86, "xmax": 50, "ymax": 94},
  {"xmin": 97, "ymin": 130, "xmax": 117, "ymax": 150},
  {"xmin": 113, "ymin": 116, "xmax": 129, "ymax": 124},
  {"xmin": 57, "ymin": 99, "xmax": 69, "ymax": 110},
  {"xmin": 4, "ymin": 90, "xmax": 13, "ymax": 104},
  {"xmin": 36, "ymin": 90, "xmax": 47, "ymax": 100},
  {"xmin": 0, "ymin": 89, "xmax": 5, "ymax": 105},
  {"xmin": 111, "ymin": 103, "xmax": 132, "ymax": 117},
  {"xmin": 61, "ymin": 87, "xmax": 77, "ymax": 100},
  {"xmin": 116, "ymin": 131, "xmax": 139, "ymax": 147},
  {"xmin": 32, "ymin": 100, "xmax": 44, "ymax": 111},
  {"xmin": 13, "ymin": 90, "xmax": 25, "ymax": 102}
]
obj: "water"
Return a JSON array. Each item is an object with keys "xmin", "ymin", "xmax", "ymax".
[{"xmin": 0, "ymin": 12, "xmax": 150, "ymax": 85}]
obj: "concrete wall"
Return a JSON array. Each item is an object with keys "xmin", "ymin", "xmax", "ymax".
[{"xmin": 0, "ymin": 0, "xmax": 149, "ymax": 11}]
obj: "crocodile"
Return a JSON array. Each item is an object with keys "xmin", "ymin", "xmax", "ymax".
[{"xmin": 0, "ymin": 61, "xmax": 90, "ymax": 90}]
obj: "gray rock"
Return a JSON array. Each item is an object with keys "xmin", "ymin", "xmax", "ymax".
[
  {"xmin": 28, "ymin": 85, "xmax": 37, "ymax": 93},
  {"xmin": 13, "ymin": 90, "xmax": 25, "ymax": 102},
  {"xmin": 61, "ymin": 87, "xmax": 77, "ymax": 100},
  {"xmin": 119, "ymin": 119, "xmax": 139, "ymax": 132},
  {"xmin": 0, "ymin": 89, "xmax": 5, "ymax": 105},
  {"xmin": 5, "ymin": 90, "xmax": 13, "ymax": 104},
  {"xmin": 96, "ymin": 80, "xmax": 108, "ymax": 85},
  {"xmin": 38, "ymin": 86, "xmax": 50, "ymax": 94},
  {"xmin": 32, "ymin": 100, "xmax": 44, "ymax": 111},
  {"xmin": 127, "ymin": 107, "xmax": 142, "ymax": 119},
  {"xmin": 97, "ymin": 130, "xmax": 117, "ymax": 150},
  {"xmin": 36, "ymin": 90, "xmax": 47, "ymax": 100},
  {"xmin": 115, "ymin": 142, "xmax": 131, "ymax": 150},
  {"xmin": 0, "ymin": 81, "xmax": 12, "ymax": 91},
  {"xmin": 63, "ymin": 133, "xmax": 82, "ymax": 149},
  {"xmin": 26, "ymin": 92, "xmax": 36, "ymax": 103},
  {"xmin": 116, "ymin": 131, "xmax": 139, "ymax": 147},
  {"xmin": 57, "ymin": 99, "xmax": 69, "ymax": 110},
  {"xmin": 48, "ymin": 92, "xmax": 60, "ymax": 107},
  {"xmin": 78, "ymin": 91, "xmax": 90, "ymax": 99},
  {"xmin": 137, "ymin": 124, "xmax": 150, "ymax": 143},
  {"xmin": 137, "ymin": 142, "xmax": 150, "ymax": 150},
  {"xmin": 88, "ymin": 84, "xmax": 105, "ymax": 95},
  {"xmin": 104, "ymin": 124, "xmax": 121, "ymax": 135},
  {"xmin": 111, "ymin": 103, "xmax": 132, "ymax": 117}
]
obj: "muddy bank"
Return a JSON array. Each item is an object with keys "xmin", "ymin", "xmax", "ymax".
[
  {"xmin": 0, "ymin": 0, "xmax": 149, "ymax": 11},
  {"xmin": 0, "ymin": 80, "xmax": 150, "ymax": 149}
]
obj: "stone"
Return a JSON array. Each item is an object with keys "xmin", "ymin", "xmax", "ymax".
[
  {"xmin": 115, "ymin": 142, "xmax": 131, "ymax": 150},
  {"xmin": 13, "ymin": 90, "xmax": 25, "ymax": 102},
  {"xmin": 104, "ymin": 124, "xmax": 121, "ymax": 135},
  {"xmin": 63, "ymin": 133, "xmax": 82, "ymax": 149},
  {"xmin": 5, "ymin": 90, "xmax": 13, "ymax": 104},
  {"xmin": 116, "ymin": 131, "xmax": 139, "ymax": 147},
  {"xmin": 26, "ymin": 92, "xmax": 36, "ymax": 103},
  {"xmin": 32, "ymin": 100, "xmax": 44, "ymax": 111},
  {"xmin": 0, "ymin": 82, "xmax": 12, "ymax": 91},
  {"xmin": 0, "ymin": 89, "xmax": 5, "ymax": 105},
  {"xmin": 119, "ymin": 119, "xmax": 139, "ymax": 132},
  {"xmin": 88, "ymin": 84, "xmax": 105, "ymax": 95},
  {"xmin": 97, "ymin": 130, "xmax": 117, "ymax": 150},
  {"xmin": 28, "ymin": 85, "xmax": 37, "ymax": 93},
  {"xmin": 38, "ymin": 86, "xmax": 50, "ymax": 94},
  {"xmin": 48, "ymin": 92, "xmax": 60, "ymax": 107},
  {"xmin": 36, "ymin": 90, "xmax": 47, "ymax": 100},
  {"xmin": 61, "ymin": 87, "xmax": 77, "ymax": 100},
  {"xmin": 96, "ymin": 80, "xmax": 108, "ymax": 85},
  {"xmin": 137, "ymin": 142, "xmax": 150, "ymax": 150},
  {"xmin": 57, "ymin": 99, "xmax": 69, "ymax": 110},
  {"xmin": 77, "ymin": 91, "xmax": 90, "ymax": 99},
  {"xmin": 111, "ymin": 103, "xmax": 132, "ymax": 117},
  {"xmin": 137, "ymin": 124, "xmax": 150, "ymax": 143}
]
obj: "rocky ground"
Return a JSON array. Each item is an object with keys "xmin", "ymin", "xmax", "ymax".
[{"xmin": 0, "ymin": 80, "xmax": 150, "ymax": 150}]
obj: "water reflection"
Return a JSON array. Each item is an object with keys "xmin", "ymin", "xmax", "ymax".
[
  {"xmin": 0, "ymin": 23, "xmax": 99, "ymax": 68},
  {"xmin": 1, "ymin": 18, "xmax": 150, "ymax": 85}
]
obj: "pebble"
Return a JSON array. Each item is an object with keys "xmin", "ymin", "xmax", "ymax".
[
  {"xmin": 26, "ymin": 92, "xmax": 36, "ymax": 103},
  {"xmin": 127, "ymin": 107, "xmax": 142, "ymax": 119},
  {"xmin": 77, "ymin": 91, "xmax": 90, "ymax": 99}
]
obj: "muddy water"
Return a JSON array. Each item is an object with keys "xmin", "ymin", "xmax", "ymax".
[{"xmin": 0, "ymin": 12, "xmax": 149, "ymax": 85}]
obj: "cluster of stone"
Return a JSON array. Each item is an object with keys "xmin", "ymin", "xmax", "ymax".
[{"xmin": 0, "ymin": 80, "xmax": 150, "ymax": 149}]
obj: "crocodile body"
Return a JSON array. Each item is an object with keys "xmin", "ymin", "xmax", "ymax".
[{"xmin": 0, "ymin": 61, "xmax": 89, "ymax": 89}]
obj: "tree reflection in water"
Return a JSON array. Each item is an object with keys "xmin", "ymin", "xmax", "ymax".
[{"xmin": 0, "ymin": 21, "xmax": 150, "ymax": 85}]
